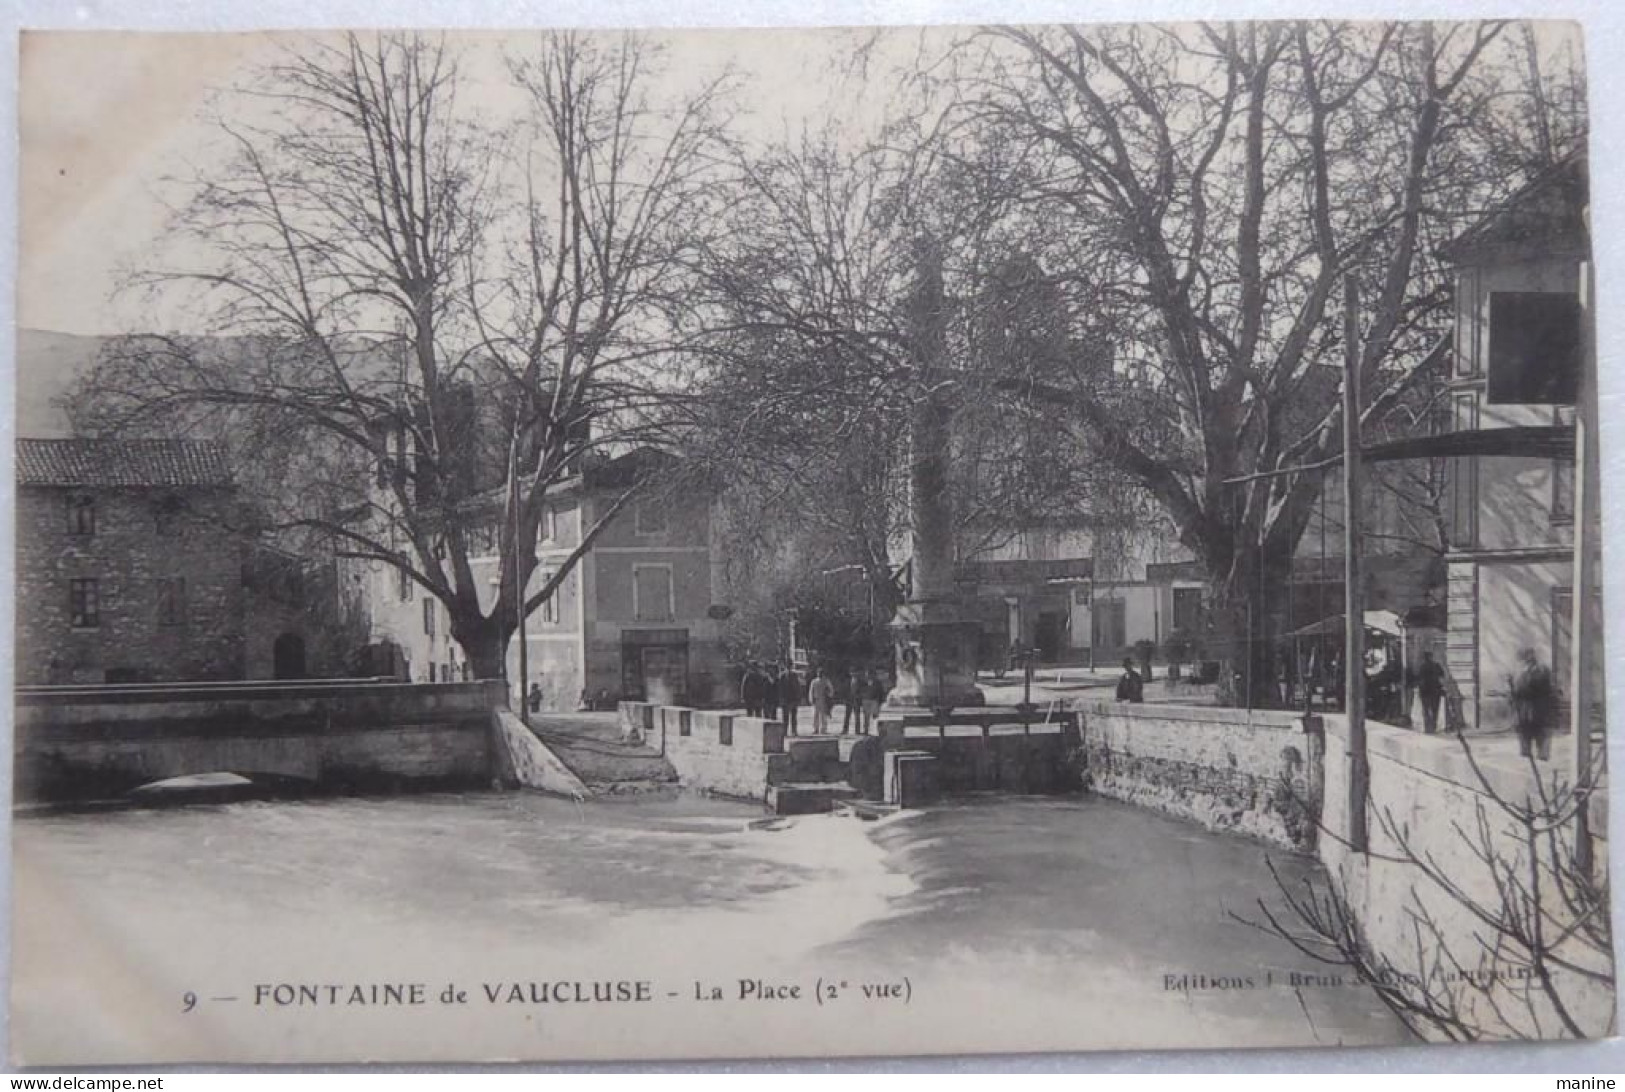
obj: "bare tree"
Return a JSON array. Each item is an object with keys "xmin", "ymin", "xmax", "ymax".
[
  {"xmin": 1247, "ymin": 737, "xmax": 1612, "ymax": 1041},
  {"xmin": 687, "ymin": 103, "xmax": 1151, "ymax": 635},
  {"xmin": 968, "ymin": 21, "xmax": 1570, "ymax": 701},
  {"xmin": 73, "ymin": 31, "xmax": 735, "ymax": 678}
]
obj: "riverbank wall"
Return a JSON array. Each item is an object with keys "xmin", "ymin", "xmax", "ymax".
[
  {"xmin": 1067, "ymin": 695, "xmax": 1613, "ymax": 1039},
  {"xmin": 619, "ymin": 701, "xmax": 1080, "ymax": 812},
  {"xmin": 1318, "ymin": 714, "xmax": 1612, "ymax": 1039},
  {"xmin": 15, "ymin": 679, "xmax": 508, "ymax": 802},
  {"xmin": 1070, "ymin": 699, "xmax": 1318, "ymax": 851}
]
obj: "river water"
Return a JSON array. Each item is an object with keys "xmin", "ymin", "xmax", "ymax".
[{"xmin": 12, "ymin": 791, "xmax": 1404, "ymax": 1064}]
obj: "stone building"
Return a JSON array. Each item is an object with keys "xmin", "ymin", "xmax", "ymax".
[{"xmin": 15, "ymin": 438, "xmax": 350, "ymax": 684}]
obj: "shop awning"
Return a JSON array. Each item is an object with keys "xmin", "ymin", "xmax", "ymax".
[{"xmin": 1287, "ymin": 610, "xmax": 1404, "ymax": 639}]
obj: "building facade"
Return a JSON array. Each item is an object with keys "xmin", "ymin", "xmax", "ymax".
[
  {"xmin": 956, "ymin": 523, "xmax": 1205, "ymax": 664},
  {"xmin": 1439, "ymin": 156, "xmax": 1594, "ymax": 732},
  {"xmin": 16, "ymin": 438, "xmax": 345, "ymax": 684},
  {"xmin": 361, "ymin": 449, "xmax": 729, "ymax": 710}
]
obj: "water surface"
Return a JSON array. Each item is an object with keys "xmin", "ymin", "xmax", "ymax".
[{"xmin": 13, "ymin": 790, "xmax": 1404, "ymax": 1064}]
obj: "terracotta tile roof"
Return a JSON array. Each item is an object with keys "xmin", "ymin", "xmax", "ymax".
[{"xmin": 17, "ymin": 438, "xmax": 234, "ymax": 488}]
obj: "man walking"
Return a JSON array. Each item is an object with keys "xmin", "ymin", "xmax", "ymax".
[
  {"xmin": 740, "ymin": 662, "xmax": 765, "ymax": 718},
  {"xmin": 838, "ymin": 668, "xmax": 858, "ymax": 735},
  {"xmin": 861, "ymin": 669, "xmax": 887, "ymax": 734},
  {"xmin": 1416, "ymin": 649, "xmax": 1446, "ymax": 735},
  {"xmin": 808, "ymin": 667, "xmax": 835, "ymax": 735},
  {"xmin": 778, "ymin": 664, "xmax": 803, "ymax": 736},
  {"xmin": 1509, "ymin": 647, "xmax": 1558, "ymax": 761},
  {"xmin": 763, "ymin": 665, "xmax": 781, "ymax": 723}
]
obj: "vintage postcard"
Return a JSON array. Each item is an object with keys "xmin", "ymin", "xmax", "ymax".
[{"xmin": 9, "ymin": 19, "xmax": 1614, "ymax": 1066}]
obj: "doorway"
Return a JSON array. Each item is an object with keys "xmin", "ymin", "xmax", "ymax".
[
  {"xmin": 621, "ymin": 633, "xmax": 690, "ymax": 705},
  {"xmin": 273, "ymin": 632, "xmax": 308, "ymax": 679},
  {"xmin": 1091, "ymin": 598, "xmax": 1126, "ymax": 659},
  {"xmin": 1035, "ymin": 611, "xmax": 1066, "ymax": 663}
]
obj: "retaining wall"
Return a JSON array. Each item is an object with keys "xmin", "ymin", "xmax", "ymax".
[
  {"xmin": 15, "ymin": 679, "xmax": 508, "ymax": 802},
  {"xmin": 1062, "ymin": 697, "xmax": 1613, "ymax": 1037},
  {"xmin": 619, "ymin": 701, "xmax": 791, "ymax": 803},
  {"xmin": 621, "ymin": 701, "xmax": 1083, "ymax": 806},
  {"xmin": 489, "ymin": 709, "xmax": 592, "ymax": 799},
  {"xmin": 859, "ymin": 714, "xmax": 1081, "ymax": 800},
  {"xmin": 1319, "ymin": 716, "xmax": 1612, "ymax": 1039},
  {"xmin": 1070, "ymin": 699, "xmax": 1318, "ymax": 850}
]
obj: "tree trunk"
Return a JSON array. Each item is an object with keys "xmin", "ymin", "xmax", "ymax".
[
  {"xmin": 455, "ymin": 613, "xmax": 512, "ymax": 683},
  {"xmin": 1207, "ymin": 543, "xmax": 1297, "ymax": 710}
]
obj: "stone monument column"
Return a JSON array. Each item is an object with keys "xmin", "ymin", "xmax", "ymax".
[{"xmin": 886, "ymin": 239, "xmax": 984, "ymax": 711}]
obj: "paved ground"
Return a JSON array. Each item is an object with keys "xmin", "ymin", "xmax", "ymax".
[{"xmin": 527, "ymin": 711, "xmax": 676, "ymax": 789}]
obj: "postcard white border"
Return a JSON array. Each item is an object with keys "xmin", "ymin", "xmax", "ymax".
[{"xmin": 2, "ymin": 0, "xmax": 1622, "ymax": 1073}]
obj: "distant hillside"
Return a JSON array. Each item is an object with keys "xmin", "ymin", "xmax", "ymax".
[{"xmin": 16, "ymin": 329, "xmax": 110, "ymax": 438}]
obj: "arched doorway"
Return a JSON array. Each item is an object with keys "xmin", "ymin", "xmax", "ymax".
[{"xmin": 273, "ymin": 632, "xmax": 308, "ymax": 679}]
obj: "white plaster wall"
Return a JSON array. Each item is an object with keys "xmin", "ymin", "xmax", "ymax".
[{"xmin": 1319, "ymin": 716, "xmax": 1612, "ymax": 1040}]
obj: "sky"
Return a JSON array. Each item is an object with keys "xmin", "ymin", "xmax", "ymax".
[
  {"xmin": 13, "ymin": 19, "xmax": 1595, "ymax": 339},
  {"xmin": 18, "ymin": 27, "xmax": 944, "ymax": 337}
]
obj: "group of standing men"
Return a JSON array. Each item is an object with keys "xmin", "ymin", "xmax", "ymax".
[{"xmin": 739, "ymin": 662, "xmax": 890, "ymax": 736}]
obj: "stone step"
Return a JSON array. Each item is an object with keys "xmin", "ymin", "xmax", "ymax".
[
  {"xmin": 773, "ymin": 736, "xmax": 850, "ymax": 785},
  {"xmin": 834, "ymin": 799, "xmax": 900, "ymax": 822},
  {"xmin": 766, "ymin": 781, "xmax": 860, "ymax": 816}
]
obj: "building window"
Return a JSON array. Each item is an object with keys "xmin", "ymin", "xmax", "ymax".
[
  {"xmin": 1448, "ymin": 391, "xmax": 1479, "ymax": 549},
  {"xmin": 1487, "ymin": 291, "xmax": 1582, "ymax": 405},
  {"xmin": 157, "ymin": 577, "xmax": 187, "ymax": 626},
  {"xmin": 155, "ymin": 496, "xmax": 188, "ymax": 537},
  {"xmin": 65, "ymin": 495, "xmax": 95, "ymax": 536},
  {"xmin": 397, "ymin": 565, "xmax": 413, "ymax": 602},
  {"xmin": 540, "ymin": 506, "xmax": 558, "ymax": 544},
  {"xmin": 1172, "ymin": 587, "xmax": 1204, "ymax": 635},
  {"xmin": 429, "ymin": 662, "xmax": 437, "ymax": 683},
  {"xmin": 539, "ymin": 568, "xmax": 559, "ymax": 624},
  {"xmin": 633, "ymin": 564, "xmax": 674, "ymax": 622},
  {"xmin": 1455, "ymin": 269, "xmax": 1480, "ymax": 377},
  {"xmin": 635, "ymin": 501, "xmax": 667, "ymax": 536},
  {"xmin": 1552, "ymin": 406, "xmax": 1576, "ymax": 524},
  {"xmin": 423, "ymin": 596, "xmax": 437, "ymax": 636},
  {"xmin": 69, "ymin": 578, "xmax": 100, "ymax": 629}
]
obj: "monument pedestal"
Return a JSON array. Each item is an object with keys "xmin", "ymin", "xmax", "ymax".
[{"xmin": 886, "ymin": 596, "xmax": 985, "ymax": 712}]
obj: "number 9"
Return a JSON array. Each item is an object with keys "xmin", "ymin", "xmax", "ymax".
[{"xmin": 182, "ymin": 992, "xmax": 197, "ymax": 1013}]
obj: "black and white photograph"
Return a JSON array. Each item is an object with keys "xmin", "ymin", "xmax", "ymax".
[{"xmin": 8, "ymin": 15, "xmax": 1615, "ymax": 1066}]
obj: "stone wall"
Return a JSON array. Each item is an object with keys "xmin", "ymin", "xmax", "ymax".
[
  {"xmin": 860, "ymin": 716, "xmax": 1081, "ymax": 799},
  {"xmin": 18, "ymin": 486, "xmax": 248, "ymax": 684},
  {"xmin": 621, "ymin": 701, "xmax": 789, "ymax": 803},
  {"xmin": 1319, "ymin": 716, "xmax": 1612, "ymax": 1039},
  {"xmin": 15, "ymin": 679, "xmax": 507, "ymax": 802},
  {"xmin": 626, "ymin": 701, "xmax": 1086, "ymax": 807},
  {"xmin": 489, "ymin": 708, "xmax": 592, "ymax": 798},
  {"xmin": 1071, "ymin": 699, "xmax": 1317, "ymax": 850}
]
